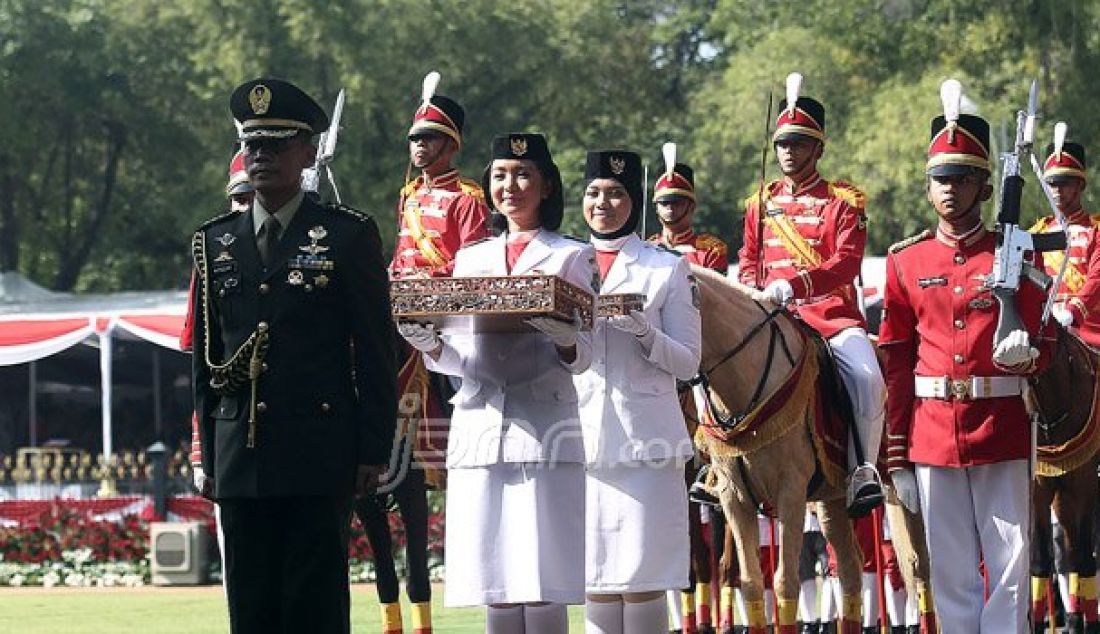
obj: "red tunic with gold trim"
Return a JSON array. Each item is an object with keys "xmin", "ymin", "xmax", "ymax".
[
  {"xmin": 389, "ymin": 168, "xmax": 489, "ymax": 278},
  {"xmin": 737, "ymin": 173, "xmax": 868, "ymax": 338},
  {"xmin": 1029, "ymin": 210, "xmax": 1100, "ymax": 348},
  {"xmin": 879, "ymin": 227, "xmax": 1051, "ymax": 470},
  {"xmin": 647, "ymin": 229, "xmax": 728, "ymax": 273}
]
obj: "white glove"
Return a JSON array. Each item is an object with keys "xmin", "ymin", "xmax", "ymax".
[
  {"xmin": 192, "ymin": 465, "xmax": 207, "ymax": 492},
  {"xmin": 1052, "ymin": 304, "xmax": 1074, "ymax": 329},
  {"xmin": 752, "ymin": 279, "xmax": 794, "ymax": 306},
  {"xmin": 992, "ymin": 329, "xmax": 1039, "ymax": 368},
  {"xmin": 890, "ymin": 469, "xmax": 920, "ymax": 514},
  {"xmin": 608, "ymin": 310, "xmax": 657, "ymax": 349},
  {"xmin": 397, "ymin": 321, "xmax": 441, "ymax": 353},
  {"xmin": 527, "ymin": 309, "xmax": 582, "ymax": 348}
]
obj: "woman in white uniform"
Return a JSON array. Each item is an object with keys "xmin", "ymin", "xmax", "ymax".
[
  {"xmin": 575, "ymin": 150, "xmax": 702, "ymax": 634},
  {"xmin": 399, "ymin": 133, "xmax": 596, "ymax": 633}
]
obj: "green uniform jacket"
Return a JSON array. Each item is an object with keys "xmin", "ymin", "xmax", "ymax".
[{"xmin": 191, "ymin": 195, "xmax": 397, "ymax": 499}]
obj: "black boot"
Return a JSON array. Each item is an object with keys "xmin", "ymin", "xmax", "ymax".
[
  {"xmin": 862, "ymin": 627, "xmax": 877, "ymax": 634},
  {"xmin": 819, "ymin": 621, "xmax": 837, "ymax": 634},
  {"xmin": 799, "ymin": 622, "xmax": 818, "ymax": 634},
  {"xmin": 905, "ymin": 626, "xmax": 919, "ymax": 634},
  {"xmin": 1067, "ymin": 612, "xmax": 1087, "ymax": 634},
  {"xmin": 890, "ymin": 626, "xmax": 906, "ymax": 634}
]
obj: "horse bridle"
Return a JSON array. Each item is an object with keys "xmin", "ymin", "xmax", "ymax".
[
  {"xmin": 1029, "ymin": 330, "xmax": 1071, "ymax": 439},
  {"xmin": 683, "ymin": 300, "xmax": 796, "ymax": 431}
]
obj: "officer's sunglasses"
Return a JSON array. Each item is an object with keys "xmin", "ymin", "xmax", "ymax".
[{"xmin": 242, "ymin": 135, "xmax": 306, "ymax": 156}]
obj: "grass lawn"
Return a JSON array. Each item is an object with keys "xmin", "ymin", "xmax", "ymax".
[{"xmin": 0, "ymin": 583, "xmax": 587, "ymax": 633}]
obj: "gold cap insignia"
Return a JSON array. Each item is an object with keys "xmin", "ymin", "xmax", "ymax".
[
  {"xmin": 308, "ymin": 225, "xmax": 328, "ymax": 241},
  {"xmin": 249, "ymin": 85, "xmax": 272, "ymax": 115},
  {"xmin": 609, "ymin": 156, "xmax": 626, "ymax": 175},
  {"xmin": 510, "ymin": 137, "xmax": 528, "ymax": 157}
]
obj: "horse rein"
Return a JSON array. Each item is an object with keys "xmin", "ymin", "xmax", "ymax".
[
  {"xmin": 685, "ymin": 300, "xmax": 796, "ymax": 431},
  {"xmin": 1029, "ymin": 331, "xmax": 1071, "ymax": 439}
]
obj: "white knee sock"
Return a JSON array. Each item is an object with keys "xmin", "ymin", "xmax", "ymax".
[
  {"xmin": 861, "ymin": 572, "xmax": 879, "ymax": 627},
  {"xmin": 585, "ymin": 599, "xmax": 623, "ymax": 634},
  {"xmin": 666, "ymin": 590, "xmax": 684, "ymax": 627},
  {"xmin": 624, "ymin": 596, "xmax": 668, "ymax": 634},
  {"xmin": 524, "ymin": 603, "xmax": 567, "ymax": 634},
  {"xmin": 487, "ymin": 605, "xmax": 524, "ymax": 634},
  {"xmin": 883, "ymin": 578, "xmax": 906, "ymax": 626},
  {"xmin": 799, "ymin": 578, "xmax": 818, "ymax": 622},
  {"xmin": 905, "ymin": 591, "xmax": 919, "ymax": 626},
  {"xmin": 819, "ymin": 577, "xmax": 839, "ymax": 621}
]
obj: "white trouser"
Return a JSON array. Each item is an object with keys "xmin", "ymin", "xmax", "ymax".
[
  {"xmin": 916, "ymin": 460, "xmax": 1030, "ymax": 633},
  {"xmin": 828, "ymin": 327, "xmax": 886, "ymax": 470}
]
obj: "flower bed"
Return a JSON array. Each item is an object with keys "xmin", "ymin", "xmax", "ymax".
[{"xmin": 0, "ymin": 493, "xmax": 447, "ymax": 587}]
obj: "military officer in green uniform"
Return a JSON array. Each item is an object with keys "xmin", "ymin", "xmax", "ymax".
[{"xmin": 190, "ymin": 78, "xmax": 397, "ymax": 634}]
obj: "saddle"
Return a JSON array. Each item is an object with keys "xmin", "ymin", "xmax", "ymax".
[{"xmin": 799, "ymin": 322, "xmax": 857, "ymax": 496}]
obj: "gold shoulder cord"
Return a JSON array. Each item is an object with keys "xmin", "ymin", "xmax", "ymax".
[{"xmin": 192, "ymin": 230, "xmax": 270, "ymax": 448}]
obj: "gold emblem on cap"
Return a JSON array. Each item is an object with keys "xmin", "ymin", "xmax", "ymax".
[
  {"xmin": 510, "ymin": 137, "xmax": 528, "ymax": 157},
  {"xmin": 609, "ymin": 156, "xmax": 626, "ymax": 175},
  {"xmin": 249, "ymin": 85, "xmax": 272, "ymax": 115}
]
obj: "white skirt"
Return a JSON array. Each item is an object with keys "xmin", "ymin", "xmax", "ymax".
[
  {"xmin": 444, "ymin": 462, "xmax": 585, "ymax": 606},
  {"xmin": 586, "ymin": 460, "xmax": 689, "ymax": 593}
]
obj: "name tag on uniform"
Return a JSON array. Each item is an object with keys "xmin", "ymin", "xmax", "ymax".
[{"xmin": 917, "ymin": 276, "xmax": 947, "ymax": 288}]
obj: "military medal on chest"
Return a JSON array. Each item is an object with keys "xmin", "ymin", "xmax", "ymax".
[{"xmin": 289, "ymin": 224, "xmax": 335, "ymax": 286}]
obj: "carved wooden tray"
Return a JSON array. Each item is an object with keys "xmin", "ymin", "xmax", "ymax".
[
  {"xmin": 391, "ymin": 274, "xmax": 595, "ymax": 334},
  {"xmin": 597, "ymin": 293, "xmax": 645, "ymax": 317}
]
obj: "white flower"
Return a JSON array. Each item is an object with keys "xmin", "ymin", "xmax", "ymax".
[
  {"xmin": 42, "ymin": 571, "xmax": 60, "ymax": 588},
  {"xmin": 10, "ymin": 574, "xmax": 25, "ymax": 587}
]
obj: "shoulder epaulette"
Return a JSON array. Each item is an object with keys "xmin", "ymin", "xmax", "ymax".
[
  {"xmin": 743, "ymin": 180, "xmax": 781, "ymax": 210},
  {"xmin": 828, "ymin": 180, "xmax": 867, "ymax": 209},
  {"xmin": 327, "ymin": 202, "xmax": 375, "ymax": 224},
  {"xmin": 888, "ymin": 230, "xmax": 932, "ymax": 254},
  {"xmin": 696, "ymin": 233, "xmax": 729, "ymax": 253},
  {"xmin": 195, "ymin": 210, "xmax": 240, "ymax": 233},
  {"xmin": 399, "ymin": 178, "xmax": 420, "ymax": 199},
  {"xmin": 458, "ymin": 177, "xmax": 485, "ymax": 200},
  {"xmin": 1090, "ymin": 214, "xmax": 1100, "ymax": 228},
  {"xmin": 1028, "ymin": 216, "xmax": 1053, "ymax": 233}
]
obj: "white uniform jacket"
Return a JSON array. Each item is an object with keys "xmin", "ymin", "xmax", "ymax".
[
  {"xmin": 425, "ymin": 230, "xmax": 598, "ymax": 468},
  {"xmin": 576, "ymin": 234, "xmax": 702, "ymax": 466}
]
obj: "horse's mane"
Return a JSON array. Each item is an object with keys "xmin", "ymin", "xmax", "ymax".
[{"xmin": 689, "ymin": 264, "xmax": 757, "ymax": 299}]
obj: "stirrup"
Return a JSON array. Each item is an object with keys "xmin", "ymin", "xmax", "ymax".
[
  {"xmin": 689, "ymin": 464, "xmax": 721, "ymax": 507},
  {"xmin": 846, "ymin": 464, "xmax": 884, "ymax": 518}
]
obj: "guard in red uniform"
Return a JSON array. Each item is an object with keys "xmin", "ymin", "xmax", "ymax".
[
  {"xmin": 879, "ymin": 80, "xmax": 1051, "ymax": 634},
  {"xmin": 365, "ymin": 71, "xmax": 489, "ymax": 634},
  {"xmin": 738, "ymin": 72, "xmax": 885, "ymax": 517},
  {"xmin": 648, "ymin": 143, "xmax": 728, "ymax": 274},
  {"xmin": 390, "ymin": 71, "xmax": 489, "ymax": 278},
  {"xmin": 1029, "ymin": 127, "xmax": 1100, "ymax": 349},
  {"xmin": 649, "ymin": 143, "xmax": 726, "ymax": 634}
]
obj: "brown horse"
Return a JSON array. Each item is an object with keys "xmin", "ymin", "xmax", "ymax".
[
  {"xmin": 1029, "ymin": 326, "xmax": 1100, "ymax": 634},
  {"xmin": 690, "ymin": 267, "xmax": 864, "ymax": 634}
]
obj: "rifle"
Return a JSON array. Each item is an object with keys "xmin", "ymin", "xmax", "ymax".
[
  {"xmin": 988, "ymin": 80, "xmax": 1066, "ymax": 346},
  {"xmin": 301, "ymin": 88, "xmax": 346, "ymax": 202},
  {"xmin": 754, "ymin": 88, "xmax": 775, "ymax": 287}
]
